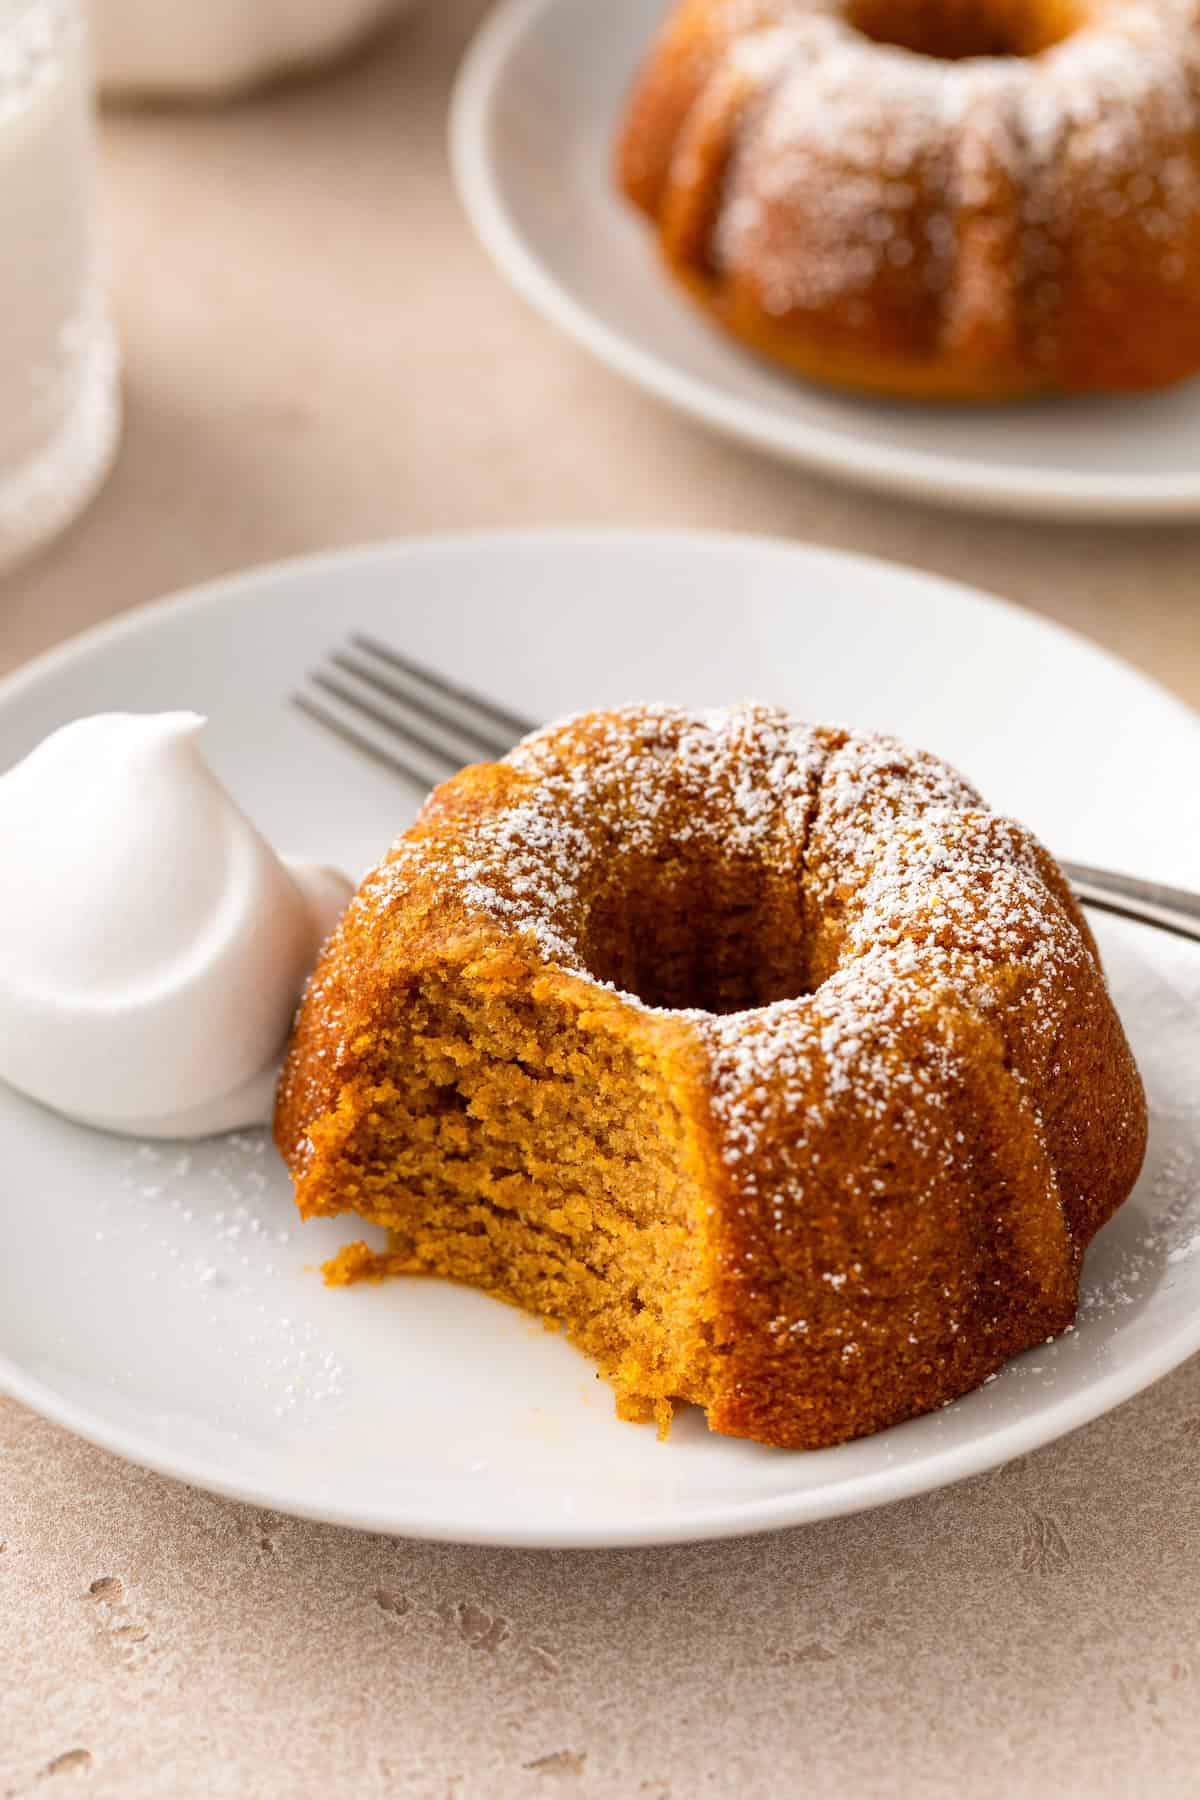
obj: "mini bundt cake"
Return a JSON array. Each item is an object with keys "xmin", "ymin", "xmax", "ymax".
[
  {"xmin": 275, "ymin": 706, "xmax": 1147, "ymax": 1451},
  {"xmin": 616, "ymin": 0, "xmax": 1200, "ymax": 400}
]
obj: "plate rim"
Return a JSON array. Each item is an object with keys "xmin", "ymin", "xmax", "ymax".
[
  {"xmin": 3, "ymin": 525, "xmax": 1197, "ymax": 737},
  {"xmin": 1, "ymin": 527, "xmax": 1197, "ymax": 1548},
  {"xmin": 4, "ymin": 1312, "xmax": 1199, "ymax": 1548},
  {"xmin": 449, "ymin": 0, "xmax": 1200, "ymax": 524}
]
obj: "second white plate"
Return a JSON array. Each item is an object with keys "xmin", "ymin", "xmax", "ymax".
[{"xmin": 452, "ymin": 0, "xmax": 1200, "ymax": 521}]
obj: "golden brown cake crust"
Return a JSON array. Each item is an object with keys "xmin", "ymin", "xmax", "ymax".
[
  {"xmin": 615, "ymin": 0, "xmax": 1200, "ymax": 400},
  {"xmin": 275, "ymin": 706, "xmax": 1147, "ymax": 1451}
]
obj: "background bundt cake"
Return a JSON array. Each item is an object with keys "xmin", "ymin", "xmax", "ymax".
[
  {"xmin": 616, "ymin": 0, "xmax": 1200, "ymax": 400},
  {"xmin": 275, "ymin": 705, "xmax": 1147, "ymax": 1451}
]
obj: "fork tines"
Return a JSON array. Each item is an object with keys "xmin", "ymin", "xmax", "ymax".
[{"xmin": 293, "ymin": 635, "xmax": 538, "ymax": 791}]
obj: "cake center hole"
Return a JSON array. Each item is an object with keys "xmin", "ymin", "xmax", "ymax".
[
  {"xmin": 846, "ymin": 0, "xmax": 1078, "ymax": 58},
  {"xmin": 581, "ymin": 858, "xmax": 811, "ymax": 1015}
]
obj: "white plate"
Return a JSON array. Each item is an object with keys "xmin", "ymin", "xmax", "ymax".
[
  {"xmin": 451, "ymin": 0, "xmax": 1200, "ymax": 521},
  {"xmin": 1, "ymin": 531, "xmax": 1198, "ymax": 1548}
]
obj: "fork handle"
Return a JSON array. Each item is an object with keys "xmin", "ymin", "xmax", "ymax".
[{"xmin": 1058, "ymin": 859, "xmax": 1200, "ymax": 945}]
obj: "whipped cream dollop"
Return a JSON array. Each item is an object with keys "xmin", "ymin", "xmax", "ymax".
[{"xmin": 0, "ymin": 713, "xmax": 352, "ymax": 1137}]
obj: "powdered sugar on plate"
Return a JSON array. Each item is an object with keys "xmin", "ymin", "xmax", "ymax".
[{"xmin": 106, "ymin": 1132, "xmax": 348, "ymax": 1422}]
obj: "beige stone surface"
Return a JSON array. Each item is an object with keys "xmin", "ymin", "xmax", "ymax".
[{"xmin": 1, "ymin": 5, "xmax": 1198, "ymax": 1796}]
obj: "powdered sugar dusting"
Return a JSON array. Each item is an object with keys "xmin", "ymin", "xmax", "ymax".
[
  {"xmin": 699, "ymin": 720, "xmax": 1091, "ymax": 1243},
  {"xmin": 354, "ymin": 702, "xmax": 826, "ymax": 974},
  {"xmin": 704, "ymin": 0, "xmax": 1200, "ymax": 353}
]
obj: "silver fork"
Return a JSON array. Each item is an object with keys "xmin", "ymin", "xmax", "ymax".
[{"xmin": 293, "ymin": 635, "xmax": 1200, "ymax": 946}]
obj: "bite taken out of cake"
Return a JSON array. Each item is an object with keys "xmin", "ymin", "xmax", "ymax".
[{"xmin": 275, "ymin": 705, "xmax": 1147, "ymax": 1451}]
